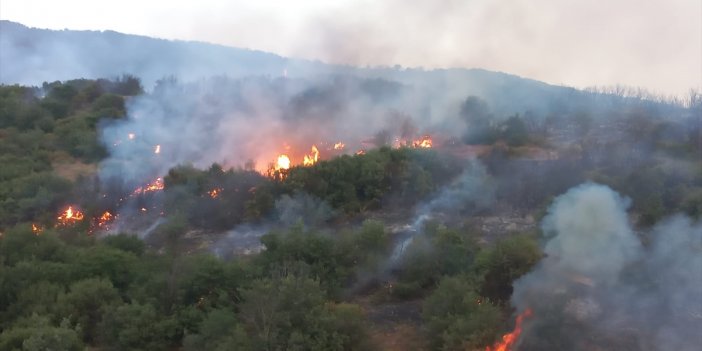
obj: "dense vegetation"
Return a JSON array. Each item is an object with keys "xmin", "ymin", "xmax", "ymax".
[
  {"xmin": 0, "ymin": 76, "xmax": 141, "ymax": 228},
  {"xmin": 0, "ymin": 77, "xmax": 700, "ymax": 350}
]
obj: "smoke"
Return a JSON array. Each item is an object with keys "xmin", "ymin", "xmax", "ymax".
[
  {"xmin": 211, "ymin": 193, "xmax": 335, "ymax": 258},
  {"xmin": 97, "ymin": 75, "xmax": 452, "ymax": 190},
  {"xmin": 211, "ymin": 224, "xmax": 269, "ymax": 259},
  {"xmin": 274, "ymin": 192, "xmax": 335, "ymax": 228},
  {"xmin": 511, "ymin": 183, "xmax": 702, "ymax": 350},
  {"xmin": 391, "ymin": 159, "xmax": 494, "ymax": 262}
]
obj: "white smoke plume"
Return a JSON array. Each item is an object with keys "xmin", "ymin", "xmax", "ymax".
[
  {"xmin": 511, "ymin": 183, "xmax": 702, "ymax": 351},
  {"xmin": 391, "ymin": 159, "xmax": 494, "ymax": 262}
]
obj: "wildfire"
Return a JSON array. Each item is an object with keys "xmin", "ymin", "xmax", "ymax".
[
  {"xmin": 303, "ymin": 145, "xmax": 320, "ymax": 166},
  {"xmin": 333, "ymin": 142, "xmax": 345, "ymax": 150},
  {"xmin": 356, "ymin": 150, "xmax": 366, "ymax": 155},
  {"xmin": 276, "ymin": 154, "xmax": 291, "ymax": 170},
  {"xmin": 128, "ymin": 133, "xmax": 135, "ymax": 140},
  {"xmin": 32, "ymin": 223, "xmax": 43, "ymax": 235},
  {"xmin": 133, "ymin": 177, "xmax": 164, "ymax": 195},
  {"xmin": 154, "ymin": 144, "xmax": 161, "ymax": 154},
  {"xmin": 485, "ymin": 309, "xmax": 533, "ymax": 351},
  {"xmin": 208, "ymin": 188, "xmax": 223, "ymax": 199},
  {"xmin": 97, "ymin": 211, "xmax": 115, "ymax": 228},
  {"xmin": 57, "ymin": 206, "xmax": 85, "ymax": 226},
  {"xmin": 412, "ymin": 135, "xmax": 433, "ymax": 148}
]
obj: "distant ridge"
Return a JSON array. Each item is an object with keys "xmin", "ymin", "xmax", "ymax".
[
  {"xmin": 2, "ymin": 20, "xmax": 677, "ymax": 117},
  {"xmin": 0, "ymin": 20, "xmax": 296, "ymax": 86}
]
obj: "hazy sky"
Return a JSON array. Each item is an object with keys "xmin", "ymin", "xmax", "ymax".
[{"xmin": 1, "ymin": 0, "xmax": 700, "ymax": 96}]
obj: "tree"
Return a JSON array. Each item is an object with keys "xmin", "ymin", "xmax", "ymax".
[
  {"xmin": 0, "ymin": 314, "xmax": 84, "ymax": 351},
  {"xmin": 70, "ymin": 245, "xmax": 139, "ymax": 292},
  {"xmin": 423, "ymin": 276, "xmax": 502, "ymax": 350},
  {"xmin": 102, "ymin": 234, "xmax": 145, "ymax": 256},
  {"xmin": 460, "ymin": 96, "xmax": 497, "ymax": 144},
  {"xmin": 183, "ymin": 308, "xmax": 251, "ymax": 351},
  {"xmin": 474, "ymin": 234, "xmax": 541, "ymax": 304},
  {"xmin": 502, "ymin": 114, "xmax": 529, "ymax": 146},
  {"xmin": 56, "ymin": 278, "xmax": 122, "ymax": 342},
  {"xmin": 239, "ymin": 275, "xmax": 370, "ymax": 351},
  {"xmin": 98, "ymin": 302, "xmax": 174, "ymax": 351}
]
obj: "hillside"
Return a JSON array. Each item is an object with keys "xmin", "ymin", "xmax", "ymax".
[
  {"xmin": 0, "ymin": 20, "xmax": 701, "ymax": 351},
  {"xmin": 0, "ymin": 20, "xmax": 669, "ymax": 118}
]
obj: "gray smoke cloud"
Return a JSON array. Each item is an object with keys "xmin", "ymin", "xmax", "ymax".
[
  {"xmin": 511, "ymin": 183, "xmax": 702, "ymax": 350},
  {"xmin": 96, "ymin": 75, "xmax": 464, "ymax": 191}
]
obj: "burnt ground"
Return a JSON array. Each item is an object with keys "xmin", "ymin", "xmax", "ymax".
[{"xmin": 355, "ymin": 294, "xmax": 427, "ymax": 351}]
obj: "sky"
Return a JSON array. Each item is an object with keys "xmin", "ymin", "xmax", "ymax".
[{"xmin": 1, "ymin": 0, "xmax": 700, "ymax": 96}]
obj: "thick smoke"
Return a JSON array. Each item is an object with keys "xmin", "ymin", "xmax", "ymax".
[
  {"xmin": 512, "ymin": 183, "xmax": 702, "ymax": 351},
  {"xmin": 97, "ymin": 74, "xmax": 467, "ymax": 241},
  {"xmin": 98, "ymin": 75, "xmax": 447, "ymax": 190}
]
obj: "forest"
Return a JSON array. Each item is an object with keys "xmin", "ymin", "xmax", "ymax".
[{"xmin": 0, "ymin": 75, "xmax": 700, "ymax": 351}]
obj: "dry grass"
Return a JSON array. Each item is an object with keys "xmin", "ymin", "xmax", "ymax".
[{"xmin": 52, "ymin": 152, "xmax": 97, "ymax": 181}]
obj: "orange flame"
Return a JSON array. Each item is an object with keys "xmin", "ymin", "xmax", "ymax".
[
  {"xmin": 412, "ymin": 135, "xmax": 433, "ymax": 148},
  {"xmin": 276, "ymin": 154, "xmax": 291, "ymax": 170},
  {"xmin": 133, "ymin": 178, "xmax": 164, "ymax": 195},
  {"xmin": 356, "ymin": 149, "xmax": 366, "ymax": 155},
  {"xmin": 97, "ymin": 211, "xmax": 115, "ymax": 228},
  {"xmin": 154, "ymin": 144, "xmax": 161, "ymax": 154},
  {"xmin": 485, "ymin": 309, "xmax": 533, "ymax": 351},
  {"xmin": 333, "ymin": 142, "xmax": 345, "ymax": 150},
  {"xmin": 303, "ymin": 145, "xmax": 320, "ymax": 166},
  {"xmin": 208, "ymin": 188, "xmax": 223, "ymax": 199},
  {"xmin": 57, "ymin": 206, "xmax": 85, "ymax": 226},
  {"xmin": 32, "ymin": 223, "xmax": 43, "ymax": 235}
]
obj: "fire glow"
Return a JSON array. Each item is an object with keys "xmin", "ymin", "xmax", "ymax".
[
  {"xmin": 133, "ymin": 178, "xmax": 164, "ymax": 195},
  {"xmin": 208, "ymin": 188, "xmax": 223, "ymax": 199},
  {"xmin": 97, "ymin": 211, "xmax": 115, "ymax": 228},
  {"xmin": 154, "ymin": 144, "xmax": 161, "ymax": 154},
  {"xmin": 303, "ymin": 145, "xmax": 320, "ymax": 166},
  {"xmin": 32, "ymin": 223, "xmax": 43, "ymax": 235},
  {"xmin": 412, "ymin": 135, "xmax": 433, "ymax": 148},
  {"xmin": 485, "ymin": 308, "xmax": 533, "ymax": 351},
  {"xmin": 333, "ymin": 142, "xmax": 345, "ymax": 150},
  {"xmin": 271, "ymin": 144, "xmax": 321, "ymax": 175},
  {"xmin": 276, "ymin": 154, "xmax": 291, "ymax": 171},
  {"xmin": 57, "ymin": 206, "xmax": 85, "ymax": 226}
]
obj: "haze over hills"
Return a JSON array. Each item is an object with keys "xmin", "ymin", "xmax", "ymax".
[
  {"xmin": 0, "ymin": 19, "xmax": 649, "ymax": 118},
  {"xmin": 0, "ymin": 13, "xmax": 701, "ymax": 351}
]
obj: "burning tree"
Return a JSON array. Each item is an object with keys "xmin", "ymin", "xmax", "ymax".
[{"xmin": 56, "ymin": 206, "xmax": 85, "ymax": 226}]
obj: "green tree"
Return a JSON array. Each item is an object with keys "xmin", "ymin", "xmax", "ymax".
[
  {"xmin": 56, "ymin": 278, "xmax": 122, "ymax": 342},
  {"xmin": 501, "ymin": 114, "xmax": 529, "ymax": 146},
  {"xmin": 0, "ymin": 314, "xmax": 84, "ymax": 351},
  {"xmin": 98, "ymin": 302, "xmax": 175, "ymax": 351},
  {"xmin": 423, "ymin": 276, "xmax": 502, "ymax": 350},
  {"xmin": 473, "ymin": 234, "xmax": 541, "ymax": 304},
  {"xmin": 240, "ymin": 276, "xmax": 370, "ymax": 351},
  {"xmin": 183, "ymin": 308, "xmax": 252, "ymax": 351}
]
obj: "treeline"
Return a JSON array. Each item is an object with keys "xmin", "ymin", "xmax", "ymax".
[
  {"xmin": 0, "ymin": 217, "xmax": 541, "ymax": 350},
  {"xmin": 160, "ymin": 147, "xmax": 462, "ymax": 232}
]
